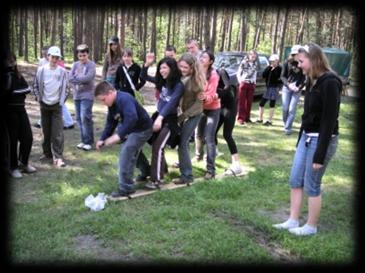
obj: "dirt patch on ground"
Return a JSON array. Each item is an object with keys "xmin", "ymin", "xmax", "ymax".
[
  {"xmin": 211, "ymin": 209, "xmax": 301, "ymax": 263},
  {"xmin": 73, "ymin": 234, "xmax": 134, "ymax": 262}
]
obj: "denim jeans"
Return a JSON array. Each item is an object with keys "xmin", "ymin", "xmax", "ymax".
[
  {"xmin": 195, "ymin": 109, "xmax": 220, "ymax": 175},
  {"xmin": 62, "ymin": 104, "xmax": 74, "ymax": 127},
  {"xmin": 282, "ymin": 86, "xmax": 301, "ymax": 132},
  {"xmin": 74, "ymin": 99, "xmax": 94, "ymax": 145},
  {"xmin": 289, "ymin": 132, "xmax": 338, "ymax": 197},
  {"xmin": 178, "ymin": 113, "xmax": 202, "ymax": 181},
  {"xmin": 118, "ymin": 128, "xmax": 152, "ymax": 192}
]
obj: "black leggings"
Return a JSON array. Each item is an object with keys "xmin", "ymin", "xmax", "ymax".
[
  {"xmin": 5, "ymin": 109, "xmax": 33, "ymax": 169},
  {"xmin": 215, "ymin": 105, "xmax": 238, "ymax": 155},
  {"xmin": 259, "ymin": 97, "xmax": 276, "ymax": 108}
]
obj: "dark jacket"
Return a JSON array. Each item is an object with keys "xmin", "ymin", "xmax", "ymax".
[
  {"xmin": 262, "ymin": 65, "xmax": 282, "ymax": 88},
  {"xmin": 297, "ymin": 71, "xmax": 342, "ymax": 164},
  {"xmin": 281, "ymin": 60, "xmax": 306, "ymax": 90},
  {"xmin": 216, "ymin": 68, "xmax": 237, "ymax": 108},
  {"xmin": 100, "ymin": 91, "xmax": 152, "ymax": 141},
  {"xmin": 5, "ymin": 68, "xmax": 31, "ymax": 111},
  {"xmin": 115, "ymin": 63, "xmax": 146, "ymax": 97}
]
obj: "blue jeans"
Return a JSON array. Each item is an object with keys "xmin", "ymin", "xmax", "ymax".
[
  {"xmin": 282, "ymin": 86, "xmax": 301, "ymax": 132},
  {"xmin": 178, "ymin": 113, "xmax": 202, "ymax": 181},
  {"xmin": 195, "ymin": 109, "xmax": 221, "ymax": 175},
  {"xmin": 289, "ymin": 132, "xmax": 338, "ymax": 197},
  {"xmin": 118, "ymin": 128, "xmax": 152, "ymax": 192},
  {"xmin": 75, "ymin": 99, "xmax": 94, "ymax": 145},
  {"xmin": 62, "ymin": 104, "xmax": 74, "ymax": 127}
]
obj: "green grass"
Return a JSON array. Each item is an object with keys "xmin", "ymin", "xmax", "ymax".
[{"xmin": 9, "ymin": 94, "xmax": 357, "ymax": 265}]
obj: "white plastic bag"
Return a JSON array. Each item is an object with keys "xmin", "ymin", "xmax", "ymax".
[{"xmin": 84, "ymin": 192, "xmax": 107, "ymax": 211}]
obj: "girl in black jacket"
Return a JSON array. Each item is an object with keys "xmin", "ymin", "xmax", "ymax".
[
  {"xmin": 115, "ymin": 48, "xmax": 146, "ymax": 98},
  {"xmin": 5, "ymin": 52, "xmax": 36, "ymax": 178}
]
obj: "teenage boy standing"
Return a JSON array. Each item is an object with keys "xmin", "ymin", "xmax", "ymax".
[
  {"xmin": 69, "ymin": 44, "xmax": 96, "ymax": 151},
  {"xmin": 33, "ymin": 46, "xmax": 69, "ymax": 167}
]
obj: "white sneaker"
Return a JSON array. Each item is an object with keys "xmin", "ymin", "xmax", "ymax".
[
  {"xmin": 10, "ymin": 169, "xmax": 23, "ymax": 179},
  {"xmin": 289, "ymin": 224, "xmax": 317, "ymax": 236},
  {"xmin": 82, "ymin": 144, "xmax": 92, "ymax": 151},
  {"xmin": 273, "ymin": 218, "xmax": 299, "ymax": 230},
  {"xmin": 19, "ymin": 163, "xmax": 37, "ymax": 173},
  {"xmin": 76, "ymin": 143, "xmax": 85, "ymax": 149},
  {"xmin": 224, "ymin": 164, "xmax": 242, "ymax": 176}
]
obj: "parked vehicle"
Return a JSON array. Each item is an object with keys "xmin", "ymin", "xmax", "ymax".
[{"xmin": 213, "ymin": 51, "xmax": 270, "ymax": 96}]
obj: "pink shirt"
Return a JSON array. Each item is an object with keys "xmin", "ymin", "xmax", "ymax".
[{"xmin": 203, "ymin": 70, "xmax": 221, "ymax": 110}]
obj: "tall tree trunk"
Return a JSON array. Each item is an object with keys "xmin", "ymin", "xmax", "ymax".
[
  {"xmin": 279, "ymin": 7, "xmax": 289, "ymax": 60},
  {"xmin": 227, "ymin": 9, "xmax": 234, "ymax": 51},
  {"xmin": 138, "ymin": 10, "xmax": 143, "ymax": 42},
  {"xmin": 210, "ymin": 6, "xmax": 217, "ymax": 53},
  {"xmin": 315, "ymin": 9, "xmax": 322, "ymax": 46},
  {"xmin": 119, "ymin": 8, "xmax": 125, "ymax": 49},
  {"xmin": 72, "ymin": 8, "xmax": 77, "ymax": 61},
  {"xmin": 329, "ymin": 12, "xmax": 335, "ymax": 46},
  {"xmin": 150, "ymin": 8, "xmax": 157, "ymax": 53},
  {"xmin": 11, "ymin": 11, "xmax": 16, "ymax": 54},
  {"xmin": 203, "ymin": 8, "xmax": 211, "ymax": 50},
  {"xmin": 24, "ymin": 9, "xmax": 28, "ymax": 62},
  {"xmin": 59, "ymin": 7, "xmax": 64, "ymax": 57},
  {"xmin": 114, "ymin": 9, "xmax": 118, "ymax": 36},
  {"xmin": 239, "ymin": 10, "xmax": 247, "ymax": 52},
  {"xmin": 272, "ymin": 8, "xmax": 280, "ymax": 54},
  {"xmin": 33, "ymin": 8, "xmax": 38, "ymax": 60},
  {"xmin": 51, "ymin": 8, "xmax": 57, "ymax": 46},
  {"xmin": 172, "ymin": 8, "xmax": 176, "ymax": 46},
  {"xmin": 296, "ymin": 8, "xmax": 307, "ymax": 44},
  {"xmin": 143, "ymin": 7, "xmax": 147, "ymax": 53},
  {"xmin": 83, "ymin": 8, "xmax": 93, "ymax": 48},
  {"xmin": 219, "ymin": 9, "xmax": 226, "ymax": 51},
  {"xmin": 253, "ymin": 8, "xmax": 266, "ymax": 49},
  {"xmin": 18, "ymin": 9, "xmax": 24, "ymax": 57},
  {"xmin": 131, "ymin": 8, "xmax": 136, "ymax": 35},
  {"xmin": 39, "ymin": 8, "xmax": 44, "ymax": 51},
  {"xmin": 99, "ymin": 9, "xmax": 105, "ymax": 62},
  {"xmin": 166, "ymin": 7, "xmax": 172, "ymax": 46},
  {"xmin": 199, "ymin": 9, "xmax": 204, "ymax": 45},
  {"xmin": 335, "ymin": 9, "xmax": 342, "ymax": 47}
]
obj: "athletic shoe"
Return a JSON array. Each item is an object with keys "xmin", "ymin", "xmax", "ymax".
[
  {"xmin": 111, "ymin": 189, "xmax": 136, "ymax": 198},
  {"xmin": 82, "ymin": 144, "xmax": 92, "ymax": 151},
  {"xmin": 272, "ymin": 219, "xmax": 299, "ymax": 230},
  {"xmin": 76, "ymin": 143, "xmax": 85, "ymax": 149},
  {"xmin": 10, "ymin": 169, "xmax": 23, "ymax": 178},
  {"xmin": 19, "ymin": 163, "xmax": 37, "ymax": 173}
]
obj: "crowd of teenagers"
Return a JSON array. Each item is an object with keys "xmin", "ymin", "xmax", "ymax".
[{"xmin": 3, "ymin": 37, "xmax": 342, "ymax": 236}]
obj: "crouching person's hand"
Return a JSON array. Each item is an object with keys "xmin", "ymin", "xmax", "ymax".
[{"xmin": 96, "ymin": 140, "xmax": 105, "ymax": 151}]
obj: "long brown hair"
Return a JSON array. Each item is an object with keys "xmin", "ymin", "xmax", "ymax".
[
  {"xmin": 107, "ymin": 41, "xmax": 122, "ymax": 65},
  {"xmin": 298, "ymin": 43, "xmax": 332, "ymax": 82},
  {"xmin": 178, "ymin": 53, "xmax": 206, "ymax": 92}
]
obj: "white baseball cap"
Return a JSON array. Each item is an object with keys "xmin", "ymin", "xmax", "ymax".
[
  {"xmin": 269, "ymin": 54, "xmax": 279, "ymax": 61},
  {"xmin": 48, "ymin": 46, "xmax": 62, "ymax": 57},
  {"xmin": 290, "ymin": 44, "xmax": 302, "ymax": 55}
]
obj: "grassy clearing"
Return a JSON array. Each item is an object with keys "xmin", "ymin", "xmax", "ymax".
[{"xmin": 9, "ymin": 65, "xmax": 357, "ymax": 265}]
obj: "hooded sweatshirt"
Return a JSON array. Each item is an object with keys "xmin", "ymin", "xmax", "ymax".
[{"xmin": 298, "ymin": 71, "xmax": 342, "ymax": 164}]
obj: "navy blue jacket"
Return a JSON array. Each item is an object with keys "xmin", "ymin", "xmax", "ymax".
[{"xmin": 100, "ymin": 91, "xmax": 152, "ymax": 141}]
